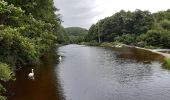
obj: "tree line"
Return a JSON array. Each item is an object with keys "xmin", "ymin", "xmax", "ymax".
[
  {"xmin": 0, "ymin": 0, "xmax": 68, "ymax": 99},
  {"xmin": 85, "ymin": 9, "xmax": 170, "ymax": 48},
  {"xmin": 65, "ymin": 27, "xmax": 88, "ymax": 43}
]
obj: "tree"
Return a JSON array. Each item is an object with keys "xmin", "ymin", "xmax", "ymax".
[
  {"xmin": 159, "ymin": 19, "xmax": 170, "ymax": 30},
  {"xmin": 0, "ymin": 0, "xmax": 64, "ymax": 99},
  {"xmin": 86, "ymin": 9, "xmax": 170, "ymax": 48}
]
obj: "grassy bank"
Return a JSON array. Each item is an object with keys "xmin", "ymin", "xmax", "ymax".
[
  {"xmin": 80, "ymin": 41, "xmax": 126, "ymax": 47},
  {"xmin": 163, "ymin": 58, "xmax": 170, "ymax": 69}
]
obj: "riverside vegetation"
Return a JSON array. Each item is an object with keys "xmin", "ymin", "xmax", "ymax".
[
  {"xmin": 84, "ymin": 9, "xmax": 170, "ymax": 67},
  {"xmin": 85, "ymin": 9, "xmax": 170, "ymax": 49},
  {"xmin": 65, "ymin": 27, "xmax": 88, "ymax": 43},
  {"xmin": 0, "ymin": 0, "xmax": 69, "ymax": 99},
  {"xmin": 1, "ymin": 0, "xmax": 170, "ymax": 99}
]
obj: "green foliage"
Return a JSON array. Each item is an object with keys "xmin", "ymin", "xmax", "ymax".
[
  {"xmin": 153, "ymin": 9, "xmax": 170, "ymax": 21},
  {"xmin": 81, "ymin": 41, "xmax": 100, "ymax": 46},
  {"xmin": 0, "ymin": 0, "xmax": 65, "ymax": 67},
  {"xmin": 137, "ymin": 29, "xmax": 170, "ymax": 48},
  {"xmin": 159, "ymin": 20, "xmax": 170, "ymax": 30},
  {"xmin": 116, "ymin": 34, "xmax": 136, "ymax": 45},
  {"xmin": 65, "ymin": 27, "xmax": 88, "ymax": 43},
  {"xmin": 65, "ymin": 27, "xmax": 88, "ymax": 36},
  {"xmin": 85, "ymin": 24, "xmax": 98, "ymax": 42},
  {"xmin": 86, "ymin": 9, "xmax": 170, "ymax": 48},
  {"xmin": 0, "ymin": 84, "xmax": 6, "ymax": 93},
  {"xmin": 57, "ymin": 26, "xmax": 70, "ymax": 44},
  {"xmin": 163, "ymin": 58, "xmax": 170, "ymax": 69},
  {"xmin": 0, "ymin": 96, "xmax": 7, "ymax": 100},
  {"xmin": 0, "ymin": 26, "xmax": 37, "ymax": 65},
  {"xmin": 4, "ymin": 0, "xmax": 61, "ymax": 23},
  {"xmin": 0, "ymin": 0, "xmax": 65, "ymax": 99},
  {"xmin": 86, "ymin": 10, "xmax": 154, "ymax": 42},
  {"xmin": 0, "ymin": 62, "xmax": 11, "ymax": 100},
  {"xmin": 0, "ymin": 1, "xmax": 24, "ymax": 26},
  {"xmin": 0, "ymin": 63, "xmax": 12, "ymax": 82},
  {"xmin": 100, "ymin": 42, "xmax": 118, "ymax": 47}
]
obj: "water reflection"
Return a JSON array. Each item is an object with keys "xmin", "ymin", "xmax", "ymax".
[
  {"xmin": 7, "ymin": 45, "xmax": 170, "ymax": 100},
  {"xmin": 113, "ymin": 47, "xmax": 163, "ymax": 62},
  {"xmin": 57, "ymin": 45, "xmax": 170, "ymax": 100},
  {"xmin": 7, "ymin": 48, "xmax": 65, "ymax": 100}
]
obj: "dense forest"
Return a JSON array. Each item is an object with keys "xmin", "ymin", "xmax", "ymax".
[
  {"xmin": 85, "ymin": 9, "xmax": 170, "ymax": 48},
  {"xmin": 0, "ymin": 0, "xmax": 68, "ymax": 99},
  {"xmin": 65, "ymin": 27, "xmax": 88, "ymax": 43}
]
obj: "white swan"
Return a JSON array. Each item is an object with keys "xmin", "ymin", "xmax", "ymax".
[
  {"xmin": 59, "ymin": 56, "xmax": 62, "ymax": 61},
  {"xmin": 28, "ymin": 69, "xmax": 34, "ymax": 80}
]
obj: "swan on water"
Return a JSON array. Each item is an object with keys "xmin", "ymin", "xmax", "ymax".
[
  {"xmin": 59, "ymin": 56, "xmax": 62, "ymax": 61},
  {"xmin": 28, "ymin": 69, "xmax": 34, "ymax": 80}
]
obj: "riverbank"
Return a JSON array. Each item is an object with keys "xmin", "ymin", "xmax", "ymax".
[
  {"xmin": 134, "ymin": 46, "xmax": 170, "ymax": 59},
  {"xmin": 53, "ymin": 44, "xmax": 170, "ymax": 100},
  {"xmin": 81, "ymin": 42, "xmax": 170, "ymax": 66},
  {"xmin": 83, "ymin": 42, "xmax": 170, "ymax": 58}
]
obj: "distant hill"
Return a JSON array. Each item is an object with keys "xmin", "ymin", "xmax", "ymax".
[
  {"xmin": 65, "ymin": 27, "xmax": 88, "ymax": 37},
  {"xmin": 65, "ymin": 27, "xmax": 88, "ymax": 43}
]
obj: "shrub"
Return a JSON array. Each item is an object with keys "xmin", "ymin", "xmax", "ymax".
[
  {"xmin": 0, "ymin": 96, "xmax": 7, "ymax": 100},
  {"xmin": 163, "ymin": 58, "xmax": 170, "ymax": 68},
  {"xmin": 0, "ymin": 26, "xmax": 37, "ymax": 65},
  {"xmin": 0, "ymin": 62, "xmax": 11, "ymax": 100},
  {"xmin": 0, "ymin": 63, "xmax": 12, "ymax": 81}
]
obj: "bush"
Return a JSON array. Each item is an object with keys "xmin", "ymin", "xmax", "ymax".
[
  {"xmin": 0, "ymin": 63, "xmax": 11, "ymax": 100},
  {"xmin": 0, "ymin": 63, "xmax": 12, "ymax": 82},
  {"xmin": 0, "ymin": 84, "xmax": 6, "ymax": 94},
  {"xmin": 115, "ymin": 34, "xmax": 136, "ymax": 45},
  {"xmin": 137, "ymin": 29, "xmax": 170, "ymax": 48},
  {"xmin": 160, "ymin": 20, "xmax": 170, "ymax": 30},
  {"xmin": 0, "ymin": 84, "xmax": 6, "ymax": 100},
  {"xmin": 0, "ymin": 96, "xmax": 7, "ymax": 100},
  {"xmin": 0, "ymin": 26, "xmax": 37, "ymax": 65}
]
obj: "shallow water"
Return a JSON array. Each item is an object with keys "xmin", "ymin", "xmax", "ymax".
[{"xmin": 8, "ymin": 44, "xmax": 170, "ymax": 100}]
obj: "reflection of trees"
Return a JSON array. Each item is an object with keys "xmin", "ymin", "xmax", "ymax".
[
  {"xmin": 7, "ymin": 49, "xmax": 65, "ymax": 100},
  {"xmin": 114, "ymin": 47, "xmax": 163, "ymax": 62}
]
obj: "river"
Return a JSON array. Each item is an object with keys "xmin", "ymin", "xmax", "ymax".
[{"xmin": 8, "ymin": 44, "xmax": 170, "ymax": 100}]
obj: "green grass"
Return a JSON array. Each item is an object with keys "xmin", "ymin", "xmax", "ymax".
[
  {"xmin": 100, "ymin": 42, "xmax": 125, "ymax": 47},
  {"xmin": 144, "ymin": 45, "xmax": 157, "ymax": 49},
  {"xmin": 80, "ymin": 41, "xmax": 100, "ymax": 46},
  {"xmin": 163, "ymin": 58, "xmax": 170, "ymax": 69}
]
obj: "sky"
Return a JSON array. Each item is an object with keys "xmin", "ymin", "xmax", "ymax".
[{"xmin": 54, "ymin": 0, "xmax": 170, "ymax": 29}]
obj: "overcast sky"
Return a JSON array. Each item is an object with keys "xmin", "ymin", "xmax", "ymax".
[{"xmin": 54, "ymin": 0, "xmax": 170, "ymax": 29}]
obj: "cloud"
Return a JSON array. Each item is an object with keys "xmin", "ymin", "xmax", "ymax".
[
  {"xmin": 54, "ymin": 0, "xmax": 101, "ymax": 29},
  {"xmin": 54, "ymin": 0, "xmax": 170, "ymax": 29}
]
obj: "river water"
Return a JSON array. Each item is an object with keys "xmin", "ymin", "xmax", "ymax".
[{"xmin": 8, "ymin": 44, "xmax": 170, "ymax": 100}]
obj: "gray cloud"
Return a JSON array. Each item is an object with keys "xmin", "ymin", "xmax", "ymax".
[{"xmin": 54, "ymin": 0, "xmax": 100, "ymax": 29}]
